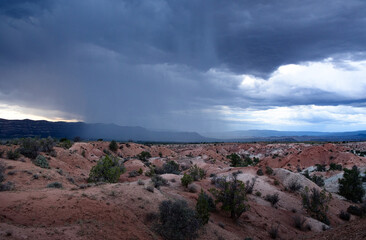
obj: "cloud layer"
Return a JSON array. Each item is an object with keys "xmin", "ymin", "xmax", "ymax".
[{"xmin": 1, "ymin": 0, "xmax": 366, "ymax": 131}]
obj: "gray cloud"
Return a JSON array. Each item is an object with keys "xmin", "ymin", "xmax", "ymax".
[{"xmin": 1, "ymin": 0, "xmax": 366, "ymax": 131}]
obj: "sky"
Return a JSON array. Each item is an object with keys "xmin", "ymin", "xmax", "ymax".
[{"xmin": 1, "ymin": 0, "xmax": 366, "ymax": 132}]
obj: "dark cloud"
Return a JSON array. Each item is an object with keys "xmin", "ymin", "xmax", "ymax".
[{"xmin": 1, "ymin": 0, "xmax": 366, "ymax": 131}]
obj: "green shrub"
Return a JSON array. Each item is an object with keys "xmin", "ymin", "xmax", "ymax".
[
  {"xmin": 315, "ymin": 164, "xmax": 326, "ymax": 172},
  {"xmin": 181, "ymin": 173, "xmax": 194, "ymax": 188},
  {"xmin": 138, "ymin": 168, "xmax": 143, "ymax": 175},
  {"xmin": 81, "ymin": 150, "xmax": 86, "ymax": 157},
  {"xmin": 109, "ymin": 140, "xmax": 118, "ymax": 152},
  {"xmin": 47, "ymin": 182, "xmax": 63, "ymax": 188},
  {"xmin": 19, "ymin": 138, "xmax": 40, "ymax": 159},
  {"xmin": 156, "ymin": 200, "xmax": 201, "ymax": 240},
  {"xmin": 227, "ymin": 153, "xmax": 241, "ymax": 167},
  {"xmin": 189, "ymin": 164, "xmax": 206, "ymax": 181},
  {"xmin": 293, "ymin": 214, "xmax": 306, "ymax": 230},
  {"xmin": 287, "ymin": 179, "xmax": 302, "ymax": 192},
  {"xmin": 310, "ymin": 175, "xmax": 325, "ymax": 187},
  {"xmin": 329, "ymin": 163, "xmax": 342, "ymax": 171},
  {"xmin": 0, "ymin": 162, "xmax": 5, "ymax": 182},
  {"xmin": 265, "ymin": 193, "xmax": 280, "ymax": 207},
  {"xmin": 338, "ymin": 166, "xmax": 365, "ymax": 203},
  {"xmin": 0, "ymin": 181, "xmax": 14, "ymax": 191},
  {"xmin": 6, "ymin": 150, "xmax": 20, "ymax": 160},
  {"xmin": 151, "ymin": 175, "xmax": 168, "ymax": 189},
  {"xmin": 301, "ymin": 187, "xmax": 332, "ymax": 224},
  {"xmin": 128, "ymin": 170, "xmax": 140, "ymax": 178},
  {"xmin": 33, "ymin": 155, "xmax": 50, "ymax": 169},
  {"xmin": 210, "ymin": 172, "xmax": 249, "ymax": 220},
  {"xmin": 88, "ymin": 155, "xmax": 125, "ymax": 183},
  {"xmin": 347, "ymin": 204, "xmax": 366, "ymax": 217},
  {"xmin": 155, "ymin": 161, "xmax": 180, "ymax": 175},
  {"xmin": 137, "ymin": 151, "xmax": 151, "ymax": 162},
  {"xmin": 339, "ymin": 210, "xmax": 350, "ymax": 221},
  {"xmin": 59, "ymin": 138, "xmax": 73, "ymax": 149},
  {"xmin": 257, "ymin": 168, "xmax": 264, "ymax": 176},
  {"xmin": 265, "ymin": 166, "xmax": 273, "ymax": 175},
  {"xmin": 196, "ymin": 189, "xmax": 211, "ymax": 225}
]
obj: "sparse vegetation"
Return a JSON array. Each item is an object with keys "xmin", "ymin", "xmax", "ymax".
[
  {"xmin": 33, "ymin": 155, "xmax": 50, "ymax": 169},
  {"xmin": 265, "ymin": 166, "xmax": 273, "ymax": 175},
  {"xmin": 151, "ymin": 175, "xmax": 168, "ymax": 189},
  {"xmin": 268, "ymin": 224, "xmax": 279, "ymax": 239},
  {"xmin": 155, "ymin": 161, "xmax": 180, "ymax": 175},
  {"xmin": 88, "ymin": 155, "xmax": 125, "ymax": 183},
  {"xmin": 329, "ymin": 163, "xmax": 342, "ymax": 171},
  {"xmin": 109, "ymin": 140, "xmax": 118, "ymax": 152},
  {"xmin": 293, "ymin": 214, "xmax": 306, "ymax": 230},
  {"xmin": 137, "ymin": 151, "xmax": 151, "ymax": 162},
  {"xmin": 196, "ymin": 189, "xmax": 211, "ymax": 225},
  {"xmin": 188, "ymin": 164, "xmax": 206, "ymax": 181},
  {"xmin": 347, "ymin": 204, "xmax": 366, "ymax": 217},
  {"xmin": 301, "ymin": 187, "xmax": 332, "ymax": 224},
  {"xmin": 257, "ymin": 168, "xmax": 264, "ymax": 176},
  {"xmin": 210, "ymin": 172, "xmax": 249, "ymax": 220},
  {"xmin": 59, "ymin": 138, "xmax": 73, "ymax": 149},
  {"xmin": 181, "ymin": 173, "xmax": 194, "ymax": 188},
  {"xmin": 156, "ymin": 200, "xmax": 201, "ymax": 240},
  {"xmin": 6, "ymin": 149, "xmax": 20, "ymax": 160},
  {"xmin": 339, "ymin": 210, "xmax": 350, "ymax": 221},
  {"xmin": 227, "ymin": 153, "xmax": 255, "ymax": 167},
  {"xmin": 287, "ymin": 179, "xmax": 302, "ymax": 192},
  {"xmin": 265, "ymin": 193, "xmax": 280, "ymax": 207},
  {"xmin": 128, "ymin": 170, "xmax": 140, "ymax": 177},
  {"xmin": 338, "ymin": 166, "xmax": 365, "ymax": 203},
  {"xmin": 47, "ymin": 182, "xmax": 63, "ymax": 188}
]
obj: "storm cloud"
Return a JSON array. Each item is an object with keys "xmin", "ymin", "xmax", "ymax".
[{"xmin": 1, "ymin": 0, "xmax": 366, "ymax": 131}]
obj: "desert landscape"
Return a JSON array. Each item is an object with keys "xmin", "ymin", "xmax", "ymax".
[{"xmin": 0, "ymin": 139, "xmax": 365, "ymax": 240}]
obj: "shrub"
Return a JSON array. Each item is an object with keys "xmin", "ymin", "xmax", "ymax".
[
  {"xmin": 19, "ymin": 138, "xmax": 40, "ymax": 159},
  {"xmin": 287, "ymin": 179, "xmax": 302, "ymax": 192},
  {"xmin": 0, "ymin": 150, "xmax": 3, "ymax": 158},
  {"xmin": 0, "ymin": 181, "xmax": 14, "ymax": 191},
  {"xmin": 210, "ymin": 172, "xmax": 249, "ymax": 220},
  {"xmin": 137, "ymin": 151, "xmax": 151, "ymax": 162},
  {"xmin": 181, "ymin": 173, "xmax": 194, "ymax": 188},
  {"xmin": 189, "ymin": 164, "xmax": 206, "ymax": 181},
  {"xmin": 156, "ymin": 200, "xmax": 201, "ymax": 240},
  {"xmin": 47, "ymin": 182, "xmax": 63, "ymax": 188},
  {"xmin": 257, "ymin": 168, "xmax": 264, "ymax": 176},
  {"xmin": 151, "ymin": 175, "xmax": 168, "ymax": 189},
  {"xmin": 274, "ymin": 179, "xmax": 280, "ymax": 186},
  {"xmin": 155, "ymin": 161, "xmax": 180, "ymax": 175},
  {"xmin": 33, "ymin": 155, "xmax": 50, "ymax": 169},
  {"xmin": 268, "ymin": 224, "xmax": 279, "ymax": 239},
  {"xmin": 6, "ymin": 150, "xmax": 20, "ymax": 160},
  {"xmin": 338, "ymin": 166, "xmax": 365, "ymax": 203},
  {"xmin": 227, "ymin": 153, "xmax": 241, "ymax": 167},
  {"xmin": 196, "ymin": 190, "xmax": 211, "ymax": 225},
  {"xmin": 245, "ymin": 177, "xmax": 256, "ymax": 194},
  {"xmin": 265, "ymin": 166, "xmax": 273, "ymax": 175},
  {"xmin": 316, "ymin": 164, "xmax": 326, "ymax": 172},
  {"xmin": 0, "ymin": 162, "xmax": 5, "ymax": 182},
  {"xmin": 138, "ymin": 168, "xmax": 143, "ymax": 175},
  {"xmin": 347, "ymin": 204, "xmax": 366, "ymax": 217},
  {"xmin": 329, "ymin": 163, "xmax": 342, "ymax": 171},
  {"xmin": 339, "ymin": 210, "xmax": 350, "ymax": 221},
  {"xmin": 293, "ymin": 214, "xmax": 306, "ymax": 230},
  {"xmin": 137, "ymin": 179, "xmax": 145, "ymax": 185},
  {"xmin": 128, "ymin": 170, "xmax": 140, "ymax": 178},
  {"xmin": 59, "ymin": 138, "xmax": 73, "ymax": 149},
  {"xmin": 146, "ymin": 185, "xmax": 154, "ymax": 192},
  {"xmin": 301, "ymin": 187, "xmax": 332, "ymax": 224},
  {"xmin": 81, "ymin": 150, "xmax": 86, "ymax": 157},
  {"xmin": 265, "ymin": 193, "xmax": 280, "ymax": 207},
  {"xmin": 39, "ymin": 137, "xmax": 56, "ymax": 153},
  {"xmin": 311, "ymin": 175, "xmax": 325, "ymax": 187},
  {"xmin": 88, "ymin": 155, "xmax": 125, "ymax": 183},
  {"xmin": 109, "ymin": 140, "xmax": 118, "ymax": 152},
  {"xmin": 188, "ymin": 183, "xmax": 199, "ymax": 193},
  {"xmin": 255, "ymin": 191, "xmax": 262, "ymax": 197}
]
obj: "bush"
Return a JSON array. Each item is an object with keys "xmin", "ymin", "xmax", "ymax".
[
  {"xmin": 196, "ymin": 190, "xmax": 211, "ymax": 225},
  {"xmin": 329, "ymin": 163, "xmax": 342, "ymax": 171},
  {"xmin": 128, "ymin": 170, "xmax": 140, "ymax": 178},
  {"xmin": 0, "ymin": 181, "xmax": 14, "ymax": 191},
  {"xmin": 301, "ymin": 187, "xmax": 332, "ymax": 224},
  {"xmin": 257, "ymin": 168, "xmax": 264, "ymax": 176},
  {"xmin": 6, "ymin": 150, "xmax": 20, "ymax": 160},
  {"xmin": 316, "ymin": 164, "xmax": 326, "ymax": 172},
  {"xmin": 265, "ymin": 166, "xmax": 273, "ymax": 175},
  {"xmin": 156, "ymin": 200, "xmax": 201, "ymax": 240},
  {"xmin": 347, "ymin": 204, "xmax": 366, "ymax": 217},
  {"xmin": 146, "ymin": 185, "xmax": 154, "ymax": 192},
  {"xmin": 47, "ymin": 182, "xmax": 63, "ymax": 188},
  {"xmin": 339, "ymin": 210, "xmax": 350, "ymax": 221},
  {"xmin": 245, "ymin": 177, "xmax": 256, "ymax": 194},
  {"xmin": 0, "ymin": 162, "xmax": 5, "ymax": 182},
  {"xmin": 137, "ymin": 179, "xmax": 145, "ymax": 185},
  {"xmin": 338, "ymin": 166, "xmax": 365, "ymax": 203},
  {"xmin": 181, "ymin": 173, "xmax": 194, "ymax": 188},
  {"xmin": 137, "ymin": 151, "xmax": 151, "ymax": 162},
  {"xmin": 293, "ymin": 214, "xmax": 306, "ymax": 230},
  {"xmin": 109, "ymin": 140, "xmax": 118, "ymax": 152},
  {"xmin": 19, "ymin": 138, "xmax": 40, "ymax": 159},
  {"xmin": 33, "ymin": 155, "xmax": 50, "ymax": 169},
  {"xmin": 59, "ymin": 138, "xmax": 73, "ymax": 149},
  {"xmin": 268, "ymin": 224, "xmax": 279, "ymax": 239},
  {"xmin": 265, "ymin": 193, "xmax": 280, "ymax": 207},
  {"xmin": 189, "ymin": 164, "xmax": 206, "ymax": 181},
  {"xmin": 287, "ymin": 179, "xmax": 302, "ymax": 192},
  {"xmin": 227, "ymin": 153, "xmax": 255, "ymax": 167},
  {"xmin": 151, "ymin": 175, "xmax": 168, "ymax": 189},
  {"xmin": 210, "ymin": 172, "xmax": 249, "ymax": 220},
  {"xmin": 311, "ymin": 175, "xmax": 325, "ymax": 187},
  {"xmin": 88, "ymin": 155, "xmax": 125, "ymax": 183},
  {"xmin": 155, "ymin": 161, "xmax": 180, "ymax": 175}
]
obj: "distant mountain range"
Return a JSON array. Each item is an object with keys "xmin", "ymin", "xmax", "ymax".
[
  {"xmin": 0, "ymin": 119, "xmax": 212, "ymax": 142},
  {"xmin": 1, "ymin": 118, "xmax": 366, "ymax": 142}
]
